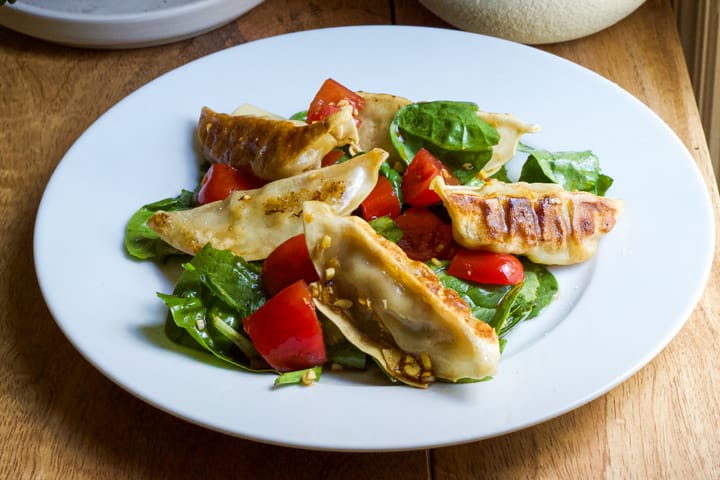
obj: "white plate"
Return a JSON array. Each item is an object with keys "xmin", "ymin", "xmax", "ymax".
[
  {"xmin": 0, "ymin": 0, "xmax": 264, "ymax": 48},
  {"xmin": 33, "ymin": 26, "xmax": 714, "ymax": 451}
]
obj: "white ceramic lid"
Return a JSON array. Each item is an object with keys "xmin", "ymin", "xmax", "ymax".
[{"xmin": 0, "ymin": 0, "xmax": 264, "ymax": 48}]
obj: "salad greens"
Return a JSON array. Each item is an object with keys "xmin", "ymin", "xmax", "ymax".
[
  {"xmin": 428, "ymin": 260, "xmax": 558, "ymax": 349},
  {"xmin": 519, "ymin": 148, "xmax": 613, "ymax": 195},
  {"xmin": 125, "ymin": 190, "xmax": 195, "ymax": 260},
  {"xmin": 125, "ymin": 91, "xmax": 616, "ymax": 387},
  {"xmin": 390, "ymin": 101, "xmax": 499, "ymax": 184},
  {"xmin": 158, "ymin": 245, "xmax": 268, "ymax": 371}
]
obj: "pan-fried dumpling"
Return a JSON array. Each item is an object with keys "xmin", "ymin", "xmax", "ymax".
[
  {"xmin": 356, "ymin": 91, "xmax": 412, "ymax": 159},
  {"xmin": 432, "ymin": 177, "xmax": 623, "ymax": 265},
  {"xmin": 147, "ymin": 148, "xmax": 388, "ymax": 261},
  {"xmin": 198, "ymin": 104, "xmax": 359, "ymax": 181},
  {"xmin": 302, "ymin": 201, "xmax": 500, "ymax": 388},
  {"xmin": 477, "ymin": 111, "xmax": 540, "ymax": 177}
]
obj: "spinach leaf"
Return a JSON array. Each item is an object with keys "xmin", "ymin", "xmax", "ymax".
[
  {"xmin": 427, "ymin": 259, "xmax": 557, "ymax": 339},
  {"xmin": 389, "ymin": 101, "xmax": 499, "ymax": 184},
  {"xmin": 289, "ymin": 110, "xmax": 308, "ymax": 122},
  {"xmin": 158, "ymin": 245, "xmax": 270, "ymax": 372},
  {"xmin": 185, "ymin": 245, "xmax": 266, "ymax": 317},
  {"xmin": 519, "ymin": 149, "xmax": 614, "ymax": 195},
  {"xmin": 369, "ymin": 216, "xmax": 403, "ymax": 243},
  {"xmin": 125, "ymin": 190, "xmax": 195, "ymax": 260}
]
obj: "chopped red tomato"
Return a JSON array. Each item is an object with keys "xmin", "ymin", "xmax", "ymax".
[
  {"xmin": 448, "ymin": 249, "xmax": 524, "ymax": 285},
  {"xmin": 321, "ymin": 149, "xmax": 345, "ymax": 167},
  {"xmin": 395, "ymin": 207, "xmax": 456, "ymax": 261},
  {"xmin": 307, "ymin": 78, "xmax": 365, "ymax": 125},
  {"xmin": 196, "ymin": 164, "xmax": 266, "ymax": 205},
  {"xmin": 359, "ymin": 175, "xmax": 401, "ymax": 221},
  {"xmin": 401, "ymin": 148, "xmax": 460, "ymax": 207},
  {"xmin": 242, "ymin": 280, "xmax": 326, "ymax": 372},
  {"xmin": 262, "ymin": 234, "xmax": 319, "ymax": 296}
]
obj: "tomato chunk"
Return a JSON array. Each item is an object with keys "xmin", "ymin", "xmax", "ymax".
[
  {"xmin": 196, "ymin": 164, "xmax": 266, "ymax": 205},
  {"xmin": 320, "ymin": 149, "xmax": 346, "ymax": 167},
  {"xmin": 359, "ymin": 175, "xmax": 401, "ymax": 221},
  {"xmin": 262, "ymin": 234, "xmax": 319, "ymax": 296},
  {"xmin": 395, "ymin": 207, "xmax": 456, "ymax": 261},
  {"xmin": 307, "ymin": 78, "xmax": 365, "ymax": 124},
  {"xmin": 448, "ymin": 249, "xmax": 524, "ymax": 285},
  {"xmin": 401, "ymin": 148, "xmax": 459, "ymax": 207},
  {"xmin": 242, "ymin": 280, "xmax": 326, "ymax": 372}
]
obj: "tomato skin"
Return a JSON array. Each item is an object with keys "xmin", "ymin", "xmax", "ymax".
[
  {"xmin": 401, "ymin": 148, "xmax": 459, "ymax": 207},
  {"xmin": 196, "ymin": 164, "xmax": 266, "ymax": 205},
  {"xmin": 359, "ymin": 175, "xmax": 401, "ymax": 221},
  {"xmin": 321, "ymin": 149, "xmax": 345, "ymax": 167},
  {"xmin": 448, "ymin": 249, "xmax": 524, "ymax": 285},
  {"xmin": 242, "ymin": 280, "xmax": 326, "ymax": 372},
  {"xmin": 262, "ymin": 234, "xmax": 319, "ymax": 296},
  {"xmin": 307, "ymin": 78, "xmax": 365, "ymax": 124},
  {"xmin": 395, "ymin": 207, "xmax": 456, "ymax": 261}
]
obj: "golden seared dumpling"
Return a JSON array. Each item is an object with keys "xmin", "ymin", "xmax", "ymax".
[
  {"xmin": 147, "ymin": 149, "xmax": 388, "ymax": 261},
  {"xmin": 302, "ymin": 201, "xmax": 500, "ymax": 388},
  {"xmin": 198, "ymin": 104, "xmax": 359, "ymax": 181},
  {"xmin": 477, "ymin": 110, "xmax": 540, "ymax": 177},
  {"xmin": 356, "ymin": 91, "xmax": 412, "ymax": 159},
  {"xmin": 432, "ymin": 177, "xmax": 623, "ymax": 265}
]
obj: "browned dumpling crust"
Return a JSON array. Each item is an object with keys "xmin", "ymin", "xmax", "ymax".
[
  {"xmin": 432, "ymin": 178, "xmax": 623, "ymax": 265},
  {"xmin": 198, "ymin": 104, "xmax": 359, "ymax": 181},
  {"xmin": 303, "ymin": 201, "xmax": 500, "ymax": 388}
]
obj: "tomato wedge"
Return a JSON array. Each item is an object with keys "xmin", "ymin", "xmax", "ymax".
[
  {"xmin": 321, "ymin": 149, "xmax": 346, "ymax": 167},
  {"xmin": 395, "ymin": 207, "xmax": 456, "ymax": 261},
  {"xmin": 307, "ymin": 78, "xmax": 365, "ymax": 125},
  {"xmin": 359, "ymin": 175, "xmax": 401, "ymax": 221},
  {"xmin": 448, "ymin": 249, "xmax": 524, "ymax": 285},
  {"xmin": 196, "ymin": 164, "xmax": 266, "ymax": 205},
  {"xmin": 242, "ymin": 280, "xmax": 326, "ymax": 372},
  {"xmin": 261, "ymin": 234, "xmax": 319, "ymax": 296},
  {"xmin": 401, "ymin": 148, "xmax": 459, "ymax": 207}
]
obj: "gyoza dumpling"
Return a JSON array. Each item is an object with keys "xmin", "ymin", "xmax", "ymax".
[
  {"xmin": 356, "ymin": 91, "xmax": 412, "ymax": 159},
  {"xmin": 147, "ymin": 148, "xmax": 388, "ymax": 261},
  {"xmin": 432, "ymin": 177, "xmax": 623, "ymax": 265},
  {"xmin": 198, "ymin": 104, "xmax": 359, "ymax": 181},
  {"xmin": 477, "ymin": 110, "xmax": 540, "ymax": 177},
  {"xmin": 302, "ymin": 201, "xmax": 500, "ymax": 388}
]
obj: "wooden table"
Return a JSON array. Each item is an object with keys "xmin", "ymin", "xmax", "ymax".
[{"xmin": 2, "ymin": 0, "xmax": 719, "ymax": 477}]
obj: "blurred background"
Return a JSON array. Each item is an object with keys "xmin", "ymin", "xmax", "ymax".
[{"xmin": 673, "ymin": 0, "xmax": 719, "ymax": 186}]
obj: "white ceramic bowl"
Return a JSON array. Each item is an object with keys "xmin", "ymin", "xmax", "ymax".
[
  {"xmin": 0, "ymin": 0, "xmax": 264, "ymax": 48},
  {"xmin": 419, "ymin": 0, "xmax": 646, "ymax": 44}
]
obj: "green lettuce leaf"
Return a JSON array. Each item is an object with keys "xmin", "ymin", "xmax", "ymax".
[
  {"xmin": 125, "ymin": 190, "xmax": 195, "ymax": 260},
  {"xmin": 427, "ymin": 259, "xmax": 558, "ymax": 339},
  {"xmin": 519, "ymin": 149, "xmax": 613, "ymax": 195},
  {"xmin": 158, "ymin": 245, "xmax": 270, "ymax": 372},
  {"xmin": 368, "ymin": 216, "xmax": 403, "ymax": 243},
  {"xmin": 389, "ymin": 101, "xmax": 499, "ymax": 184}
]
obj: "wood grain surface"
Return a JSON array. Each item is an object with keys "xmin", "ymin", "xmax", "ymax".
[{"xmin": 1, "ymin": 0, "xmax": 718, "ymax": 478}]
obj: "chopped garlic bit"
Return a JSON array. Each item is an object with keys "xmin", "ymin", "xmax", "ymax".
[
  {"xmin": 320, "ymin": 234, "xmax": 332, "ymax": 250},
  {"xmin": 325, "ymin": 267, "xmax": 336, "ymax": 280},
  {"xmin": 301, "ymin": 369, "xmax": 318, "ymax": 385}
]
